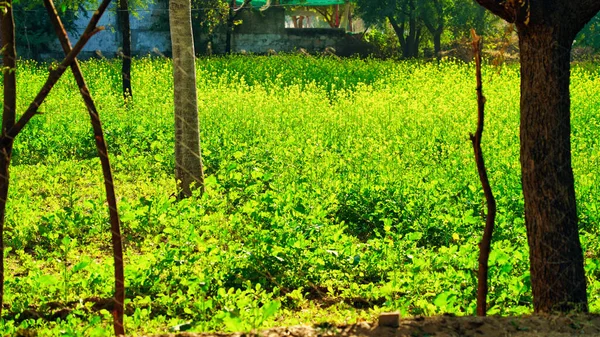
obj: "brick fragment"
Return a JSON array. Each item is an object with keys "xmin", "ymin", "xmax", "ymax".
[{"xmin": 378, "ymin": 311, "xmax": 400, "ymax": 328}]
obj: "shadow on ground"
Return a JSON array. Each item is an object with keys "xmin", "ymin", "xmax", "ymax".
[{"xmin": 147, "ymin": 313, "xmax": 600, "ymax": 337}]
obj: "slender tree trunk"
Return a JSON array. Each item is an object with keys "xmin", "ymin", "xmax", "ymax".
[
  {"xmin": 518, "ymin": 23, "xmax": 587, "ymax": 313},
  {"xmin": 433, "ymin": 28, "xmax": 442, "ymax": 59},
  {"xmin": 118, "ymin": 0, "xmax": 132, "ymax": 98},
  {"xmin": 0, "ymin": 0, "xmax": 16, "ymax": 317},
  {"xmin": 170, "ymin": 0, "xmax": 205, "ymax": 198},
  {"xmin": 225, "ymin": 0, "xmax": 235, "ymax": 54},
  {"xmin": 407, "ymin": 0, "xmax": 417, "ymax": 58},
  {"xmin": 413, "ymin": 26, "xmax": 421, "ymax": 58}
]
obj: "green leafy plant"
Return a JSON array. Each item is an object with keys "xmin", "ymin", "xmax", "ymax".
[{"xmin": 1, "ymin": 56, "xmax": 599, "ymax": 335}]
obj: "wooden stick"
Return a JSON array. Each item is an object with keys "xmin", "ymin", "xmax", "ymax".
[
  {"xmin": 43, "ymin": 0, "xmax": 125, "ymax": 334},
  {"xmin": 470, "ymin": 29, "xmax": 497, "ymax": 317}
]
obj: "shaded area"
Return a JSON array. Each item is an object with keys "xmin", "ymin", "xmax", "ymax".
[{"xmin": 147, "ymin": 314, "xmax": 600, "ymax": 337}]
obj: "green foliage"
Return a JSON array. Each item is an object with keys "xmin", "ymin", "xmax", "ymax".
[
  {"xmin": 1, "ymin": 56, "xmax": 599, "ymax": 335},
  {"xmin": 12, "ymin": 1, "xmax": 85, "ymax": 60},
  {"xmin": 445, "ymin": 0, "xmax": 497, "ymax": 39},
  {"xmin": 362, "ymin": 25, "xmax": 400, "ymax": 58},
  {"xmin": 576, "ymin": 12, "xmax": 600, "ymax": 52},
  {"xmin": 354, "ymin": 0, "xmax": 500, "ymax": 58},
  {"xmin": 192, "ymin": 0, "xmax": 230, "ymax": 33}
]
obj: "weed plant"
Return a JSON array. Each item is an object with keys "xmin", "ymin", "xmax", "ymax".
[{"xmin": 0, "ymin": 55, "xmax": 598, "ymax": 335}]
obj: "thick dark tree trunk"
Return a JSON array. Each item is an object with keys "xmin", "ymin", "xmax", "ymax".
[
  {"xmin": 118, "ymin": 0, "xmax": 132, "ymax": 98},
  {"xmin": 518, "ymin": 24, "xmax": 587, "ymax": 313},
  {"xmin": 475, "ymin": 0, "xmax": 600, "ymax": 313},
  {"xmin": 0, "ymin": 0, "xmax": 16, "ymax": 317}
]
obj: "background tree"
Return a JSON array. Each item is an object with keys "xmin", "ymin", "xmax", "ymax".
[
  {"xmin": 355, "ymin": 0, "xmax": 422, "ymax": 58},
  {"xmin": 420, "ymin": 0, "xmax": 446, "ymax": 59},
  {"xmin": 475, "ymin": 0, "xmax": 600, "ymax": 313},
  {"xmin": 12, "ymin": 0, "xmax": 90, "ymax": 59},
  {"xmin": 225, "ymin": 0, "xmax": 251, "ymax": 54},
  {"xmin": 118, "ymin": 0, "xmax": 132, "ymax": 98},
  {"xmin": 115, "ymin": 0, "xmax": 154, "ymax": 97},
  {"xmin": 191, "ymin": 0, "xmax": 229, "ymax": 54},
  {"xmin": 447, "ymin": 0, "xmax": 493, "ymax": 39},
  {"xmin": 170, "ymin": 0, "xmax": 205, "ymax": 197}
]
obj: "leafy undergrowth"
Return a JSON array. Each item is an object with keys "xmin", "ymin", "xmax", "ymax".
[{"xmin": 0, "ymin": 56, "xmax": 599, "ymax": 336}]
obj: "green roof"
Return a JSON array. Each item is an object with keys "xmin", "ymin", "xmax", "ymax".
[{"xmin": 236, "ymin": 0, "xmax": 346, "ymax": 7}]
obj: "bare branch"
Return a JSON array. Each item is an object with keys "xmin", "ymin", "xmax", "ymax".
[
  {"xmin": 469, "ymin": 29, "xmax": 497, "ymax": 317},
  {"xmin": 43, "ymin": 0, "xmax": 125, "ymax": 334}
]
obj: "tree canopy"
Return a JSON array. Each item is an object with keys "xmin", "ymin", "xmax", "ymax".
[{"xmin": 354, "ymin": 0, "xmax": 498, "ymax": 58}]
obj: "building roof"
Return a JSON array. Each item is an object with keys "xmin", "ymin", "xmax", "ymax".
[{"xmin": 236, "ymin": 0, "xmax": 347, "ymax": 7}]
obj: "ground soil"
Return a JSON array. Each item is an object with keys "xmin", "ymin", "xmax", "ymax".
[{"xmin": 149, "ymin": 314, "xmax": 600, "ymax": 337}]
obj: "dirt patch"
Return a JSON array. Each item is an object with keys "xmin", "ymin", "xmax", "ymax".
[{"xmin": 148, "ymin": 314, "xmax": 600, "ymax": 337}]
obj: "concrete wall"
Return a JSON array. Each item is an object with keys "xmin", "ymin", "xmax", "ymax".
[
  {"xmin": 40, "ymin": 5, "xmax": 369, "ymax": 59},
  {"xmin": 229, "ymin": 8, "xmax": 371, "ymax": 56},
  {"xmin": 42, "ymin": 2, "xmax": 171, "ymax": 59}
]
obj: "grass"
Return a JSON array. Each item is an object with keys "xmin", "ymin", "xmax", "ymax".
[{"xmin": 0, "ymin": 55, "xmax": 598, "ymax": 336}]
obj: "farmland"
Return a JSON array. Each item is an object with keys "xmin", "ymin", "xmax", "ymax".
[{"xmin": 1, "ymin": 56, "xmax": 600, "ymax": 336}]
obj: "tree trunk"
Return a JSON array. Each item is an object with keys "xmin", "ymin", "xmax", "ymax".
[
  {"xmin": 118, "ymin": 0, "xmax": 132, "ymax": 98},
  {"xmin": 169, "ymin": 0, "xmax": 205, "ymax": 198},
  {"xmin": 412, "ymin": 26, "xmax": 421, "ymax": 58},
  {"xmin": 0, "ymin": 0, "xmax": 16, "ymax": 317},
  {"xmin": 406, "ymin": 0, "xmax": 418, "ymax": 58},
  {"xmin": 474, "ymin": 0, "xmax": 600, "ymax": 314},
  {"xmin": 388, "ymin": 16, "xmax": 406, "ymax": 56},
  {"xmin": 518, "ymin": 23, "xmax": 587, "ymax": 313},
  {"xmin": 433, "ymin": 30, "xmax": 441, "ymax": 59},
  {"xmin": 225, "ymin": 0, "xmax": 235, "ymax": 54}
]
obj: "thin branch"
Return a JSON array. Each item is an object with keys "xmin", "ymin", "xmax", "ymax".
[
  {"xmin": 43, "ymin": 0, "xmax": 124, "ymax": 334},
  {"xmin": 470, "ymin": 29, "xmax": 497, "ymax": 317}
]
